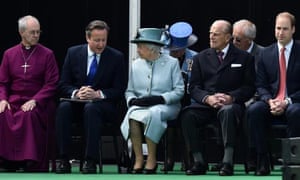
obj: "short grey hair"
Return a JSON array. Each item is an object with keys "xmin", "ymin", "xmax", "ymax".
[
  {"xmin": 18, "ymin": 15, "xmax": 39, "ymax": 33},
  {"xmin": 233, "ymin": 19, "xmax": 256, "ymax": 40}
]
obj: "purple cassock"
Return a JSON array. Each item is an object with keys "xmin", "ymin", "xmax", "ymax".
[{"xmin": 0, "ymin": 43, "xmax": 59, "ymax": 171}]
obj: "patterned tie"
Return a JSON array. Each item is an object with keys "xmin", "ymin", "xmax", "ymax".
[
  {"xmin": 276, "ymin": 47, "xmax": 286, "ymax": 100},
  {"xmin": 87, "ymin": 54, "xmax": 98, "ymax": 85},
  {"xmin": 217, "ymin": 51, "xmax": 224, "ymax": 63}
]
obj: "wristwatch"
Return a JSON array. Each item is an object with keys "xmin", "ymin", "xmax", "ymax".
[{"xmin": 285, "ymin": 97, "xmax": 292, "ymax": 105}]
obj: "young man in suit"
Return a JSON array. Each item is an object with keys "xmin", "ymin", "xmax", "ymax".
[
  {"xmin": 246, "ymin": 11, "xmax": 300, "ymax": 176},
  {"xmin": 55, "ymin": 20, "xmax": 127, "ymax": 174},
  {"xmin": 180, "ymin": 19, "xmax": 255, "ymax": 176}
]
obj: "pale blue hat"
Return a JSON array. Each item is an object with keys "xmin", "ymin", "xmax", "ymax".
[{"xmin": 131, "ymin": 28, "xmax": 169, "ymax": 46}]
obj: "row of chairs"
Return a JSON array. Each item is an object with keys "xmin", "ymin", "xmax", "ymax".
[{"xmin": 49, "ymin": 99, "xmax": 287, "ymax": 174}]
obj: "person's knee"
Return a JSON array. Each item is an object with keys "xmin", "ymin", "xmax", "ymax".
[
  {"xmin": 57, "ymin": 101, "xmax": 72, "ymax": 112},
  {"xmin": 179, "ymin": 110, "xmax": 193, "ymax": 128},
  {"xmin": 286, "ymin": 105, "xmax": 300, "ymax": 119}
]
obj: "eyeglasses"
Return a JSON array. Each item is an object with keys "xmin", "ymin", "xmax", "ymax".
[
  {"xmin": 232, "ymin": 36, "xmax": 250, "ymax": 43},
  {"xmin": 27, "ymin": 30, "xmax": 42, "ymax": 35},
  {"xmin": 232, "ymin": 36, "xmax": 243, "ymax": 43}
]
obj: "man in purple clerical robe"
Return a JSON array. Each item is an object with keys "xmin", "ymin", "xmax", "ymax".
[{"xmin": 0, "ymin": 15, "xmax": 59, "ymax": 172}]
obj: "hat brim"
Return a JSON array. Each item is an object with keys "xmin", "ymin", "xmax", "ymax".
[
  {"xmin": 167, "ymin": 34, "xmax": 198, "ymax": 51},
  {"xmin": 130, "ymin": 39, "xmax": 166, "ymax": 46}
]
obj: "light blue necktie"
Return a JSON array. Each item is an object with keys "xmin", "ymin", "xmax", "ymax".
[{"xmin": 87, "ymin": 54, "xmax": 98, "ymax": 85}]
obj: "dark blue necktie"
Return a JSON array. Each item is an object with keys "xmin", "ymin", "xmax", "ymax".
[{"xmin": 87, "ymin": 54, "xmax": 98, "ymax": 85}]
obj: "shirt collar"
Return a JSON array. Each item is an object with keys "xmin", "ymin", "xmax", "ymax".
[
  {"xmin": 87, "ymin": 45, "xmax": 99, "ymax": 58},
  {"xmin": 278, "ymin": 39, "xmax": 293, "ymax": 53},
  {"xmin": 247, "ymin": 41, "xmax": 254, "ymax": 53},
  {"xmin": 218, "ymin": 43, "xmax": 230, "ymax": 57}
]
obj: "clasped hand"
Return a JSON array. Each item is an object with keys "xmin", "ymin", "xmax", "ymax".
[
  {"xmin": 269, "ymin": 99, "xmax": 286, "ymax": 115},
  {"xmin": 206, "ymin": 93, "xmax": 233, "ymax": 109},
  {"xmin": 129, "ymin": 96, "xmax": 165, "ymax": 107},
  {"xmin": 76, "ymin": 86, "xmax": 98, "ymax": 100}
]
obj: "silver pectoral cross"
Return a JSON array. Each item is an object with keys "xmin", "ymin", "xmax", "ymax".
[{"xmin": 21, "ymin": 62, "xmax": 30, "ymax": 73}]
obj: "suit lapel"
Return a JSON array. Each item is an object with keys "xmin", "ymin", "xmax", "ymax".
[
  {"xmin": 207, "ymin": 49, "xmax": 220, "ymax": 69},
  {"xmin": 79, "ymin": 46, "xmax": 88, "ymax": 83},
  {"xmin": 218, "ymin": 45, "xmax": 235, "ymax": 72},
  {"xmin": 287, "ymin": 43, "xmax": 298, "ymax": 73},
  {"xmin": 92, "ymin": 48, "xmax": 107, "ymax": 85}
]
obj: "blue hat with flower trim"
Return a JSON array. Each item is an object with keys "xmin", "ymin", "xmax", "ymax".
[{"xmin": 167, "ymin": 22, "xmax": 198, "ymax": 51}]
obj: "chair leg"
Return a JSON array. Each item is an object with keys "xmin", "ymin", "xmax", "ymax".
[
  {"xmin": 113, "ymin": 134, "xmax": 121, "ymax": 173},
  {"xmin": 99, "ymin": 137, "xmax": 103, "ymax": 173},
  {"xmin": 80, "ymin": 160, "xmax": 83, "ymax": 172},
  {"xmin": 51, "ymin": 159, "xmax": 56, "ymax": 172},
  {"xmin": 163, "ymin": 132, "xmax": 168, "ymax": 174},
  {"xmin": 269, "ymin": 151, "xmax": 274, "ymax": 170}
]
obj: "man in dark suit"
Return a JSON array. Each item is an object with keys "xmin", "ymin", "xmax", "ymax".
[
  {"xmin": 232, "ymin": 19, "xmax": 265, "ymax": 173},
  {"xmin": 55, "ymin": 20, "xmax": 127, "ymax": 174},
  {"xmin": 232, "ymin": 19, "xmax": 264, "ymax": 71},
  {"xmin": 246, "ymin": 11, "xmax": 300, "ymax": 176},
  {"xmin": 180, "ymin": 19, "xmax": 255, "ymax": 176}
]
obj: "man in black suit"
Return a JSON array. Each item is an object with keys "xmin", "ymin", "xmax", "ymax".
[
  {"xmin": 55, "ymin": 20, "xmax": 127, "ymax": 174},
  {"xmin": 232, "ymin": 19, "xmax": 265, "ymax": 173},
  {"xmin": 180, "ymin": 19, "xmax": 255, "ymax": 176},
  {"xmin": 246, "ymin": 11, "xmax": 300, "ymax": 176},
  {"xmin": 232, "ymin": 19, "xmax": 264, "ymax": 71}
]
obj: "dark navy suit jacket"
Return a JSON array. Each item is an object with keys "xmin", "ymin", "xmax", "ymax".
[
  {"xmin": 189, "ymin": 43, "xmax": 256, "ymax": 108},
  {"xmin": 256, "ymin": 40, "xmax": 300, "ymax": 103},
  {"xmin": 58, "ymin": 44, "xmax": 127, "ymax": 111}
]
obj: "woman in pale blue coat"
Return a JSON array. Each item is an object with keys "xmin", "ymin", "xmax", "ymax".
[{"xmin": 120, "ymin": 28, "xmax": 184, "ymax": 174}]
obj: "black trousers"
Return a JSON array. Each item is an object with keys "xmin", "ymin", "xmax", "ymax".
[
  {"xmin": 180, "ymin": 104, "xmax": 243, "ymax": 155},
  {"xmin": 246, "ymin": 101, "xmax": 300, "ymax": 154},
  {"xmin": 55, "ymin": 101, "xmax": 114, "ymax": 160}
]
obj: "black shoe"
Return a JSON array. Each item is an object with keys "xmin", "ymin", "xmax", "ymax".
[
  {"xmin": 245, "ymin": 160, "xmax": 256, "ymax": 174},
  {"xmin": 56, "ymin": 159, "xmax": 71, "ymax": 174},
  {"xmin": 23, "ymin": 160, "xmax": 40, "ymax": 172},
  {"xmin": 131, "ymin": 168, "xmax": 143, "ymax": 174},
  {"xmin": 245, "ymin": 148, "xmax": 257, "ymax": 174},
  {"xmin": 255, "ymin": 155, "xmax": 270, "ymax": 176},
  {"xmin": 185, "ymin": 162, "xmax": 207, "ymax": 175},
  {"xmin": 143, "ymin": 165, "xmax": 157, "ymax": 174},
  {"xmin": 219, "ymin": 163, "xmax": 233, "ymax": 176},
  {"xmin": 160, "ymin": 161, "xmax": 174, "ymax": 171},
  {"xmin": 210, "ymin": 162, "xmax": 222, "ymax": 171},
  {"xmin": 180, "ymin": 162, "xmax": 186, "ymax": 171},
  {"xmin": 81, "ymin": 160, "xmax": 97, "ymax": 174}
]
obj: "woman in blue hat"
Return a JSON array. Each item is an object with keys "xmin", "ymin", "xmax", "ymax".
[
  {"xmin": 120, "ymin": 28, "xmax": 184, "ymax": 174},
  {"xmin": 161, "ymin": 21, "xmax": 199, "ymax": 172}
]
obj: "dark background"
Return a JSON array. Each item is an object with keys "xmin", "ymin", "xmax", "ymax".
[{"xmin": 0, "ymin": 0, "xmax": 299, "ymax": 69}]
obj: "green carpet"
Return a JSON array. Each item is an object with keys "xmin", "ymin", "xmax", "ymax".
[{"xmin": 0, "ymin": 163, "xmax": 282, "ymax": 180}]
